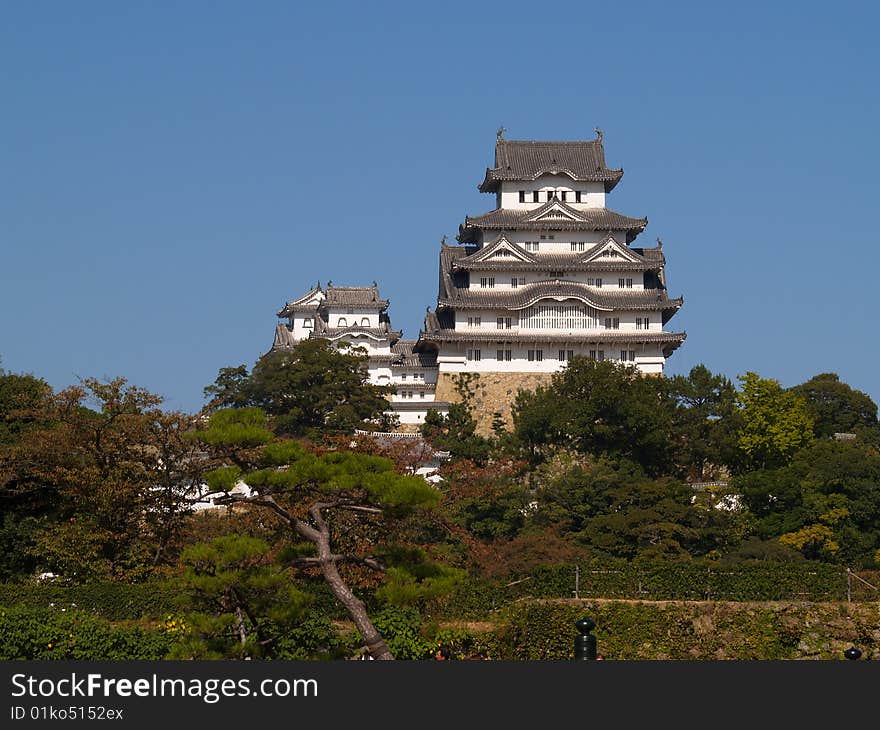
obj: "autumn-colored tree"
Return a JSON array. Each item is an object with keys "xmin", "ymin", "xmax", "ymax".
[{"xmin": 1, "ymin": 378, "xmax": 206, "ymax": 579}]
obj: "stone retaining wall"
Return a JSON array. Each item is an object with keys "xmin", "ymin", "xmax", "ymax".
[{"xmin": 435, "ymin": 371, "xmax": 554, "ymax": 436}]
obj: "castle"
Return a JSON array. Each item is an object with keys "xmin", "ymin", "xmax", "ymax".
[{"xmin": 272, "ymin": 130, "xmax": 685, "ymax": 430}]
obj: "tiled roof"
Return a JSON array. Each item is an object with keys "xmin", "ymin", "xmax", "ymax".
[
  {"xmin": 418, "ymin": 329, "xmax": 687, "ymax": 358},
  {"xmin": 452, "ymin": 235, "xmax": 663, "ymax": 273},
  {"xmin": 458, "ymin": 200, "xmax": 647, "ymax": 244},
  {"xmin": 391, "ymin": 340, "xmax": 439, "ymax": 367},
  {"xmin": 277, "ymin": 285, "xmax": 324, "ymax": 317},
  {"xmin": 316, "ymin": 326, "xmax": 400, "ymax": 340},
  {"xmin": 479, "ymin": 138, "xmax": 624, "ymax": 193},
  {"xmin": 438, "ymin": 280, "xmax": 683, "ymax": 314},
  {"xmin": 324, "ymin": 284, "xmax": 389, "ymax": 309}
]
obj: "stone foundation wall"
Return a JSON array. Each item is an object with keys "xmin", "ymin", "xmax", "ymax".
[{"xmin": 435, "ymin": 371, "xmax": 554, "ymax": 437}]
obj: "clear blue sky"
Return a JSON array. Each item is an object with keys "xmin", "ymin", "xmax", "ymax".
[{"xmin": 2, "ymin": 1, "xmax": 878, "ymax": 413}]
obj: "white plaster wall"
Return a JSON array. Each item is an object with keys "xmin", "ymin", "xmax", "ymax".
[
  {"xmin": 499, "ymin": 179, "xmax": 606, "ymax": 209},
  {"xmin": 438, "ymin": 344, "xmax": 663, "ymax": 374},
  {"xmin": 326, "ymin": 310, "xmax": 381, "ymax": 328}
]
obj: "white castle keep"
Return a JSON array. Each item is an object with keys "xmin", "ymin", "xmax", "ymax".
[{"xmin": 273, "ymin": 130, "xmax": 685, "ymax": 427}]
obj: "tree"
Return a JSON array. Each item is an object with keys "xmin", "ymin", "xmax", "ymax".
[
  {"xmin": 421, "ymin": 373, "xmax": 491, "ymax": 465},
  {"xmin": 202, "ymin": 365, "xmax": 250, "ymax": 412},
  {"xmin": 735, "ymin": 372, "xmax": 814, "ymax": 472},
  {"xmin": 194, "ymin": 408, "xmax": 449, "ymax": 660},
  {"xmin": 204, "ymin": 340, "xmax": 396, "ymax": 436},
  {"xmin": 512, "ymin": 358, "xmax": 677, "ymax": 476},
  {"xmin": 736, "ymin": 439, "xmax": 880, "ymax": 566},
  {"xmin": 173, "ymin": 535, "xmax": 311, "ymax": 659},
  {"xmin": 0, "ymin": 370, "xmax": 55, "ymax": 578},
  {"xmin": 1, "ymin": 377, "xmax": 206, "ymax": 580},
  {"xmin": 789, "ymin": 373, "xmax": 880, "ymax": 441},
  {"xmin": 532, "ymin": 458, "xmax": 735, "ymax": 560},
  {"xmin": 669, "ymin": 365, "xmax": 739, "ymax": 480}
]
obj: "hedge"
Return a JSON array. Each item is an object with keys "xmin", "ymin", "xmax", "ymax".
[
  {"xmin": 0, "ymin": 606, "xmax": 175, "ymax": 660},
  {"xmin": 429, "ymin": 560, "xmax": 856, "ymax": 619},
  {"xmin": 0, "ymin": 581, "xmax": 178, "ymax": 620}
]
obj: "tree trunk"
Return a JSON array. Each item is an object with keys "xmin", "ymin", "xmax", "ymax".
[{"xmin": 311, "ymin": 516, "xmax": 394, "ymax": 660}]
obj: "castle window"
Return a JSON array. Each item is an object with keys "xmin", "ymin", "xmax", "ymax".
[
  {"xmin": 519, "ymin": 277, "xmax": 526, "ymax": 286},
  {"xmin": 303, "ymin": 318, "xmax": 313, "ymax": 328},
  {"xmin": 467, "ymin": 349, "xmax": 481, "ymax": 362},
  {"xmin": 575, "ymin": 191, "xmax": 583, "ymax": 203},
  {"xmin": 595, "ymin": 278, "xmax": 603, "ymax": 287},
  {"xmin": 496, "ymin": 317, "xmax": 511, "ymax": 330},
  {"xmin": 558, "ymin": 350, "xmax": 574, "ymax": 361},
  {"xmin": 626, "ymin": 279, "xmax": 633, "ymax": 288},
  {"xmin": 479, "ymin": 277, "xmax": 495, "ymax": 289},
  {"xmin": 511, "ymin": 277, "xmax": 518, "ymax": 288},
  {"xmin": 559, "ymin": 191, "xmax": 568, "ymax": 202},
  {"xmin": 519, "ymin": 191, "xmax": 526, "ymax": 203},
  {"xmin": 532, "ymin": 191, "xmax": 540, "ymax": 203},
  {"xmin": 338, "ymin": 318, "xmax": 347, "ymax": 327},
  {"xmin": 521, "ymin": 302, "xmax": 598, "ymax": 330},
  {"xmin": 361, "ymin": 317, "xmax": 369, "ymax": 326},
  {"xmin": 604, "ymin": 317, "xmax": 620, "ymax": 330}
]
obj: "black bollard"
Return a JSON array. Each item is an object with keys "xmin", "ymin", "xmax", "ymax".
[
  {"xmin": 843, "ymin": 647, "xmax": 862, "ymax": 661},
  {"xmin": 574, "ymin": 617, "xmax": 597, "ymax": 660}
]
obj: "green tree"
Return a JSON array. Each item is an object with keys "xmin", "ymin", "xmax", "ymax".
[
  {"xmin": 736, "ymin": 439, "xmax": 880, "ymax": 566},
  {"xmin": 533, "ymin": 458, "xmax": 735, "ymax": 560},
  {"xmin": 789, "ymin": 373, "xmax": 880, "ymax": 441},
  {"xmin": 202, "ymin": 365, "xmax": 250, "ymax": 412},
  {"xmin": 735, "ymin": 372, "xmax": 814, "ymax": 472},
  {"xmin": 0, "ymin": 369, "xmax": 55, "ymax": 578},
  {"xmin": 194, "ymin": 408, "xmax": 448, "ymax": 660},
  {"xmin": 669, "ymin": 364, "xmax": 739, "ymax": 480},
  {"xmin": 173, "ymin": 535, "xmax": 310, "ymax": 659},
  {"xmin": 204, "ymin": 340, "xmax": 396, "ymax": 436},
  {"xmin": 421, "ymin": 373, "xmax": 491, "ymax": 464},
  {"xmin": 512, "ymin": 358, "xmax": 677, "ymax": 476}
]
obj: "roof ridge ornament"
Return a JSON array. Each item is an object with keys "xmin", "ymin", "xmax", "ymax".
[
  {"xmin": 497, "ymin": 125, "xmax": 507, "ymax": 141},
  {"xmin": 656, "ymin": 236, "xmax": 663, "ymax": 249},
  {"xmin": 594, "ymin": 127, "xmax": 603, "ymax": 143}
]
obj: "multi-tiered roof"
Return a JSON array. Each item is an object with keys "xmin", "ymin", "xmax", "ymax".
[{"xmin": 417, "ymin": 131, "xmax": 685, "ymax": 360}]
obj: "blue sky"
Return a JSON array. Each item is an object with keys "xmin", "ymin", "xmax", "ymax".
[{"xmin": 2, "ymin": 1, "xmax": 878, "ymax": 413}]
